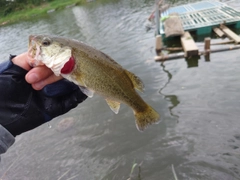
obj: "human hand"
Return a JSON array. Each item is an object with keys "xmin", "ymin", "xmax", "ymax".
[
  {"xmin": 12, "ymin": 52, "xmax": 62, "ymax": 90},
  {"xmin": 0, "ymin": 53, "xmax": 87, "ymax": 136}
]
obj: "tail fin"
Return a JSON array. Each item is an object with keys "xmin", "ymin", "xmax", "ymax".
[{"xmin": 134, "ymin": 106, "xmax": 160, "ymax": 131}]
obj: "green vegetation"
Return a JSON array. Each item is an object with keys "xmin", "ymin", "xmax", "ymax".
[{"xmin": 0, "ymin": 0, "xmax": 84, "ymax": 26}]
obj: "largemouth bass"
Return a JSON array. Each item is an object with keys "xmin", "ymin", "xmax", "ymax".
[{"xmin": 28, "ymin": 35, "xmax": 160, "ymax": 131}]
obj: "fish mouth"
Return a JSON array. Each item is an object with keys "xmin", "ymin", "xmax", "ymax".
[{"xmin": 27, "ymin": 35, "xmax": 43, "ymax": 67}]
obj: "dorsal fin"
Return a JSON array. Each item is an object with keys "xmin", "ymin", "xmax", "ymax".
[{"xmin": 125, "ymin": 70, "xmax": 145, "ymax": 92}]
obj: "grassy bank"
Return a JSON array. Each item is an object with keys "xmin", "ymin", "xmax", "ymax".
[{"xmin": 0, "ymin": 0, "xmax": 85, "ymax": 26}]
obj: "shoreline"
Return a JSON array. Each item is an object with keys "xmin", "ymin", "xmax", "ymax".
[{"xmin": 0, "ymin": 0, "xmax": 85, "ymax": 27}]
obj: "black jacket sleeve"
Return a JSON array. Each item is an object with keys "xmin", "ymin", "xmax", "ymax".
[{"xmin": 0, "ymin": 56, "xmax": 87, "ymax": 137}]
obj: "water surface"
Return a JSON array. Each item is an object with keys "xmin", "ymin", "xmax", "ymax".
[{"xmin": 0, "ymin": 0, "xmax": 240, "ymax": 179}]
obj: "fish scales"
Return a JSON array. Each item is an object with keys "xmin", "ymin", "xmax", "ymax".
[
  {"xmin": 28, "ymin": 35, "xmax": 160, "ymax": 131},
  {"xmin": 72, "ymin": 45, "xmax": 145, "ymax": 109},
  {"xmin": 74, "ymin": 51, "xmax": 146, "ymax": 112}
]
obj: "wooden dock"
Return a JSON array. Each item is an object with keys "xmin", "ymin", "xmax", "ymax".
[
  {"xmin": 158, "ymin": 1, "xmax": 240, "ymax": 36},
  {"xmin": 155, "ymin": 26, "xmax": 240, "ymax": 61},
  {"xmin": 181, "ymin": 32, "xmax": 199, "ymax": 57},
  {"xmin": 153, "ymin": 0, "xmax": 240, "ymax": 61},
  {"xmin": 220, "ymin": 24, "xmax": 240, "ymax": 44}
]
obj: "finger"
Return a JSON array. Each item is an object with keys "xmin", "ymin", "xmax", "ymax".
[
  {"xmin": 32, "ymin": 74, "xmax": 63, "ymax": 90},
  {"xmin": 25, "ymin": 65, "xmax": 53, "ymax": 84},
  {"xmin": 12, "ymin": 52, "xmax": 32, "ymax": 71}
]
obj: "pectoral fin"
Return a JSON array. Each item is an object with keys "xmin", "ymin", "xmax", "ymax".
[
  {"xmin": 79, "ymin": 86, "xmax": 94, "ymax": 98},
  {"xmin": 105, "ymin": 99, "xmax": 121, "ymax": 114}
]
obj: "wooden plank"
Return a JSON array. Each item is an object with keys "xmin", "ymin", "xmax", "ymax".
[
  {"xmin": 155, "ymin": 35, "xmax": 163, "ymax": 54},
  {"xmin": 204, "ymin": 37, "xmax": 211, "ymax": 56},
  {"xmin": 204, "ymin": 37, "xmax": 210, "ymax": 61},
  {"xmin": 164, "ymin": 13, "xmax": 184, "ymax": 37},
  {"xmin": 155, "ymin": 44, "xmax": 240, "ymax": 61},
  {"xmin": 204, "ymin": 38, "xmax": 211, "ymax": 50},
  {"xmin": 181, "ymin": 31, "xmax": 199, "ymax": 57},
  {"xmin": 220, "ymin": 24, "xmax": 240, "ymax": 44},
  {"xmin": 213, "ymin": 27, "xmax": 225, "ymax": 38},
  {"xmin": 155, "ymin": 52, "xmax": 185, "ymax": 61}
]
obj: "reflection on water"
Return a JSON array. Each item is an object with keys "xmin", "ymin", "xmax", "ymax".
[
  {"xmin": 0, "ymin": 0, "xmax": 240, "ymax": 179},
  {"xmin": 159, "ymin": 62, "xmax": 180, "ymax": 119},
  {"xmin": 186, "ymin": 56, "xmax": 199, "ymax": 68}
]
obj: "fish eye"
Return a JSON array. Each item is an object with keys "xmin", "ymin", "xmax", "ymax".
[{"xmin": 42, "ymin": 37, "xmax": 52, "ymax": 46}]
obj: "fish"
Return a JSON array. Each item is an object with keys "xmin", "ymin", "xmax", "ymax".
[{"xmin": 27, "ymin": 35, "xmax": 160, "ymax": 131}]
